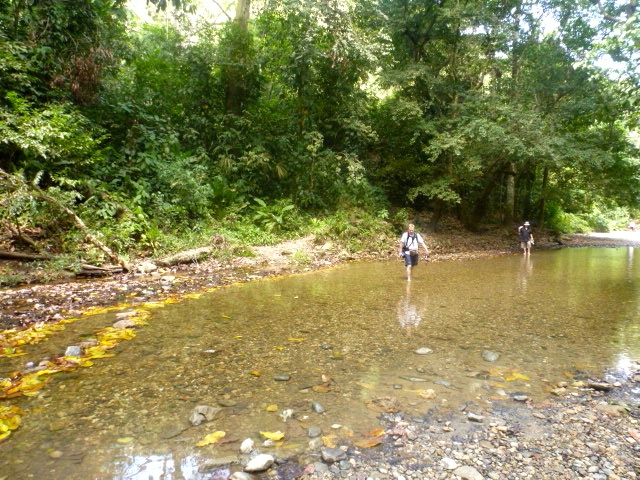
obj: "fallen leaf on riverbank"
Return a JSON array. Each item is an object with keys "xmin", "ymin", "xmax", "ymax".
[{"xmin": 0, "ymin": 405, "xmax": 23, "ymax": 442}]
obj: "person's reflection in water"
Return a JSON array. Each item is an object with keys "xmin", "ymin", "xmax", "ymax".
[
  {"xmin": 397, "ymin": 282, "xmax": 423, "ymax": 335},
  {"xmin": 518, "ymin": 254, "xmax": 533, "ymax": 292}
]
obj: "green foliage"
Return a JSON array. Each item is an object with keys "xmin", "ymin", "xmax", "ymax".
[
  {"xmin": 251, "ymin": 198, "xmax": 298, "ymax": 234},
  {"xmin": 308, "ymin": 207, "xmax": 394, "ymax": 253},
  {"xmin": 0, "ymin": 93, "xmax": 107, "ymax": 177}
]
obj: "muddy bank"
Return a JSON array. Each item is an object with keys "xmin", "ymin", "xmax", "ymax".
[{"xmin": 1, "ymin": 229, "xmax": 639, "ymax": 331}]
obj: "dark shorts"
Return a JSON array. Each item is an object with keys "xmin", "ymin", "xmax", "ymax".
[{"xmin": 404, "ymin": 251, "xmax": 419, "ymax": 266}]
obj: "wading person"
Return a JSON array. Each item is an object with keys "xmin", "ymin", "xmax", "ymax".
[
  {"xmin": 518, "ymin": 221, "xmax": 534, "ymax": 255},
  {"xmin": 399, "ymin": 223, "xmax": 429, "ymax": 281}
]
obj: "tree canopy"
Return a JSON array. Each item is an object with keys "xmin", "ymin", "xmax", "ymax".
[{"xmin": 1, "ymin": 0, "xmax": 639, "ymax": 261}]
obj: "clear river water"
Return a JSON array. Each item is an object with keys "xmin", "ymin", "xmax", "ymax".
[{"xmin": 1, "ymin": 247, "xmax": 640, "ymax": 479}]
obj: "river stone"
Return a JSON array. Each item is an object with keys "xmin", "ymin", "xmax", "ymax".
[
  {"xmin": 113, "ymin": 319, "xmax": 136, "ymax": 329},
  {"xmin": 189, "ymin": 405, "xmax": 221, "ymax": 426},
  {"xmin": 244, "ymin": 453, "xmax": 274, "ymax": 472},
  {"xmin": 482, "ymin": 350, "xmax": 500, "ymax": 362},
  {"xmin": 453, "ymin": 465, "xmax": 485, "ymax": 480},
  {"xmin": 64, "ymin": 346, "xmax": 82, "ymax": 357},
  {"xmin": 240, "ymin": 438, "xmax": 254, "ymax": 454},
  {"xmin": 467, "ymin": 412, "xmax": 484, "ymax": 423},
  {"xmin": 312, "ymin": 401, "xmax": 325, "ymax": 413},
  {"xmin": 274, "ymin": 375, "xmax": 291, "ymax": 381},
  {"xmin": 321, "ymin": 447, "xmax": 347, "ymax": 464},
  {"xmin": 308, "ymin": 426, "xmax": 322, "ymax": 438},
  {"xmin": 415, "ymin": 347, "xmax": 433, "ymax": 355}
]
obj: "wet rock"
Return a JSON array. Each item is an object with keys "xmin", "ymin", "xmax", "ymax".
[
  {"xmin": 320, "ymin": 447, "xmax": 347, "ymax": 464},
  {"xmin": 308, "ymin": 426, "xmax": 322, "ymax": 438},
  {"xmin": 244, "ymin": 453, "xmax": 274, "ymax": 472},
  {"xmin": 587, "ymin": 381, "xmax": 615, "ymax": 392},
  {"xmin": 467, "ymin": 412, "xmax": 484, "ymax": 423},
  {"xmin": 189, "ymin": 405, "xmax": 221, "ymax": 426},
  {"xmin": 64, "ymin": 345, "xmax": 82, "ymax": 356},
  {"xmin": 113, "ymin": 319, "xmax": 136, "ymax": 329},
  {"xmin": 482, "ymin": 350, "xmax": 500, "ymax": 362},
  {"xmin": 240, "ymin": 438, "xmax": 254, "ymax": 454},
  {"xmin": 274, "ymin": 375, "xmax": 291, "ymax": 381},
  {"xmin": 311, "ymin": 401, "xmax": 325, "ymax": 413},
  {"xmin": 415, "ymin": 347, "xmax": 433, "ymax": 355}
]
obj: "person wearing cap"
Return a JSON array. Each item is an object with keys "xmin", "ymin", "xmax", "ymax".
[
  {"xmin": 518, "ymin": 221, "xmax": 534, "ymax": 255},
  {"xmin": 399, "ymin": 223, "xmax": 429, "ymax": 281}
]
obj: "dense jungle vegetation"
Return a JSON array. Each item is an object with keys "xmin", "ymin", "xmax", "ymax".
[{"xmin": 1, "ymin": 0, "xmax": 640, "ymax": 271}]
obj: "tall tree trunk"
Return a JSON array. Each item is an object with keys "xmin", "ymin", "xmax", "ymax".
[
  {"xmin": 537, "ymin": 166, "xmax": 548, "ymax": 229},
  {"xmin": 504, "ymin": 161, "xmax": 516, "ymax": 226},
  {"xmin": 224, "ymin": 0, "xmax": 251, "ymax": 115}
]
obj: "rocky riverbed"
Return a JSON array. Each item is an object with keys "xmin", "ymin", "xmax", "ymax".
[
  {"xmin": 2, "ymin": 229, "xmax": 640, "ymax": 479},
  {"xmin": 283, "ymin": 372, "xmax": 640, "ymax": 480}
]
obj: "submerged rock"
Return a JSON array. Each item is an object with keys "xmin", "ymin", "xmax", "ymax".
[{"xmin": 244, "ymin": 454, "xmax": 274, "ymax": 472}]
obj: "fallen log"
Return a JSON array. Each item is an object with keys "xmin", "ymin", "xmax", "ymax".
[
  {"xmin": 75, "ymin": 264, "xmax": 124, "ymax": 277},
  {"xmin": 0, "ymin": 251, "xmax": 52, "ymax": 261},
  {"xmin": 156, "ymin": 246, "xmax": 214, "ymax": 267}
]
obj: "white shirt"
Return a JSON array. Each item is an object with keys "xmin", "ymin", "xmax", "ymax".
[{"xmin": 400, "ymin": 232, "xmax": 424, "ymax": 251}]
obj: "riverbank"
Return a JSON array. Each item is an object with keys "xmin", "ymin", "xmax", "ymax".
[{"xmin": 2, "ymin": 228, "xmax": 640, "ymax": 330}]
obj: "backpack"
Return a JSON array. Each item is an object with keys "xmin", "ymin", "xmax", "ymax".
[{"xmin": 402, "ymin": 232, "xmax": 419, "ymax": 252}]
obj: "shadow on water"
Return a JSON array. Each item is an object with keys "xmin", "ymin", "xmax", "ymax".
[{"xmin": 2, "ymin": 247, "xmax": 640, "ymax": 478}]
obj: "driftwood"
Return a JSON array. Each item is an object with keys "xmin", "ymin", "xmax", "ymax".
[
  {"xmin": 0, "ymin": 250, "xmax": 52, "ymax": 261},
  {"xmin": 75, "ymin": 264, "xmax": 124, "ymax": 277},
  {"xmin": 156, "ymin": 246, "xmax": 214, "ymax": 267}
]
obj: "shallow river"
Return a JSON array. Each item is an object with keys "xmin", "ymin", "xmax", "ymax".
[{"xmin": 1, "ymin": 247, "xmax": 640, "ymax": 479}]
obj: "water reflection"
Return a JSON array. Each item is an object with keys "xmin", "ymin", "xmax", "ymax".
[
  {"xmin": 517, "ymin": 254, "xmax": 533, "ymax": 292},
  {"xmin": 396, "ymin": 282, "xmax": 424, "ymax": 333},
  {"xmin": 2, "ymin": 247, "xmax": 640, "ymax": 479}
]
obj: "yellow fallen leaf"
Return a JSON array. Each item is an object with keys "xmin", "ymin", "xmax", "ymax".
[
  {"xmin": 196, "ymin": 431, "xmax": 226, "ymax": 447},
  {"xmin": 220, "ymin": 314, "xmax": 231, "ymax": 318},
  {"xmin": 505, "ymin": 372, "xmax": 531, "ymax": 382},
  {"xmin": 354, "ymin": 437, "xmax": 383, "ymax": 448},
  {"xmin": 260, "ymin": 430, "xmax": 285, "ymax": 441},
  {"xmin": 312, "ymin": 385, "xmax": 330, "ymax": 393},
  {"xmin": 287, "ymin": 337, "xmax": 306, "ymax": 342},
  {"xmin": 265, "ymin": 404, "xmax": 278, "ymax": 412},
  {"xmin": 250, "ymin": 371, "xmax": 261, "ymax": 377},
  {"xmin": 117, "ymin": 437, "xmax": 134, "ymax": 444}
]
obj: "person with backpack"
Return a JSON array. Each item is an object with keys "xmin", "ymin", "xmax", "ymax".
[
  {"xmin": 398, "ymin": 223, "xmax": 429, "ymax": 281},
  {"xmin": 518, "ymin": 221, "xmax": 534, "ymax": 255}
]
